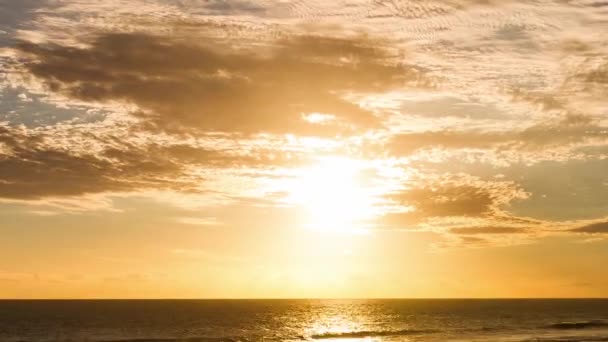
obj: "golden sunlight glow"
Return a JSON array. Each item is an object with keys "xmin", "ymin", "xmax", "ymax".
[
  {"xmin": 286, "ymin": 157, "xmax": 377, "ymax": 233},
  {"xmin": 4, "ymin": 0, "xmax": 608, "ymax": 303}
]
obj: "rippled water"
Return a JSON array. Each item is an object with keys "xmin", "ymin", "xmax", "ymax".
[{"xmin": 1, "ymin": 299, "xmax": 607, "ymax": 341}]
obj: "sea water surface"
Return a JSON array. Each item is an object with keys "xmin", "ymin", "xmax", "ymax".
[{"xmin": 1, "ymin": 299, "xmax": 607, "ymax": 341}]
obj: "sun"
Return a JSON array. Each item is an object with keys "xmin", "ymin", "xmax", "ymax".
[{"xmin": 286, "ymin": 157, "xmax": 376, "ymax": 233}]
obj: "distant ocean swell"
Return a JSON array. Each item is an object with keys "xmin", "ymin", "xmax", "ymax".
[
  {"xmin": 309, "ymin": 328, "xmax": 437, "ymax": 339},
  {"xmin": 306, "ymin": 320, "xmax": 608, "ymax": 340},
  {"xmin": 104, "ymin": 339, "xmax": 240, "ymax": 342},
  {"xmin": 97, "ymin": 330, "xmax": 437, "ymax": 342},
  {"xmin": 523, "ymin": 338, "xmax": 608, "ymax": 342},
  {"xmin": 94, "ymin": 321, "xmax": 608, "ymax": 342},
  {"xmin": 545, "ymin": 320, "xmax": 608, "ymax": 330},
  {"xmin": 104, "ymin": 339, "xmax": 243, "ymax": 342}
]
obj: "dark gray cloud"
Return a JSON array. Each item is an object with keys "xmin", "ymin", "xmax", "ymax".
[
  {"xmin": 570, "ymin": 221, "xmax": 608, "ymax": 234},
  {"xmin": 450, "ymin": 226, "xmax": 528, "ymax": 235},
  {"xmin": 388, "ymin": 114, "xmax": 608, "ymax": 155},
  {"xmin": 589, "ymin": 1, "xmax": 608, "ymax": 8},
  {"xmin": 198, "ymin": 0, "xmax": 267, "ymax": 15},
  {"xmin": 17, "ymin": 32, "xmax": 421, "ymax": 137},
  {"xmin": 161, "ymin": 0, "xmax": 275, "ymax": 16}
]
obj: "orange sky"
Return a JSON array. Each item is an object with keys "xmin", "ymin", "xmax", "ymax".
[{"xmin": 0, "ymin": 0, "xmax": 607, "ymax": 298}]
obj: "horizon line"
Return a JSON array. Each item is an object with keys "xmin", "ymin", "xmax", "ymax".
[{"xmin": 2, "ymin": 297, "xmax": 608, "ymax": 301}]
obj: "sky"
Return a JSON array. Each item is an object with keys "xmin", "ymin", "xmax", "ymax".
[{"xmin": 0, "ymin": 0, "xmax": 607, "ymax": 299}]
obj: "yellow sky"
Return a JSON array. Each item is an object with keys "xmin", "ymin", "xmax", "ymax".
[{"xmin": 0, "ymin": 0, "xmax": 608, "ymax": 298}]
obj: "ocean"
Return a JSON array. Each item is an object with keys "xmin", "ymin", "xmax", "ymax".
[{"xmin": 0, "ymin": 299, "xmax": 607, "ymax": 341}]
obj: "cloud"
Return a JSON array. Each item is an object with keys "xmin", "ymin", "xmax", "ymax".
[
  {"xmin": 375, "ymin": 174, "xmax": 567, "ymax": 247},
  {"xmin": 382, "ymin": 176, "xmax": 529, "ymax": 227},
  {"xmin": 369, "ymin": 0, "xmax": 512, "ymax": 20},
  {"xmin": 380, "ymin": 167, "xmax": 608, "ymax": 246},
  {"xmin": 189, "ymin": 0, "xmax": 268, "ymax": 15},
  {"xmin": 576, "ymin": 61, "xmax": 608, "ymax": 85},
  {"xmin": 391, "ymin": 184, "xmax": 494, "ymax": 217},
  {"xmin": 1, "ymin": 0, "xmax": 606, "ymax": 251},
  {"xmin": 571, "ymin": 221, "xmax": 608, "ymax": 234},
  {"xmin": 388, "ymin": 114, "xmax": 608, "ymax": 157},
  {"xmin": 0, "ymin": 124, "xmax": 299, "ymax": 200},
  {"xmin": 389, "ymin": 130, "xmax": 505, "ymax": 155},
  {"xmin": 16, "ymin": 31, "xmax": 422, "ymax": 137},
  {"xmin": 398, "ymin": 95, "xmax": 508, "ymax": 120},
  {"xmin": 0, "ymin": 125, "xmax": 186, "ymax": 199},
  {"xmin": 449, "ymin": 226, "xmax": 528, "ymax": 235},
  {"xmin": 509, "ymin": 89, "xmax": 566, "ymax": 111}
]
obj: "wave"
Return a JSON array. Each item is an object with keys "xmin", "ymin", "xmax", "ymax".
[
  {"xmin": 522, "ymin": 337, "xmax": 608, "ymax": 342},
  {"xmin": 103, "ymin": 338, "xmax": 240, "ymax": 342},
  {"xmin": 546, "ymin": 320, "xmax": 608, "ymax": 330},
  {"xmin": 310, "ymin": 328, "xmax": 437, "ymax": 339}
]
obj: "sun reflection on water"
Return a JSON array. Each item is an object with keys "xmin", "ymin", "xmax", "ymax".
[{"xmin": 303, "ymin": 302, "xmax": 385, "ymax": 342}]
